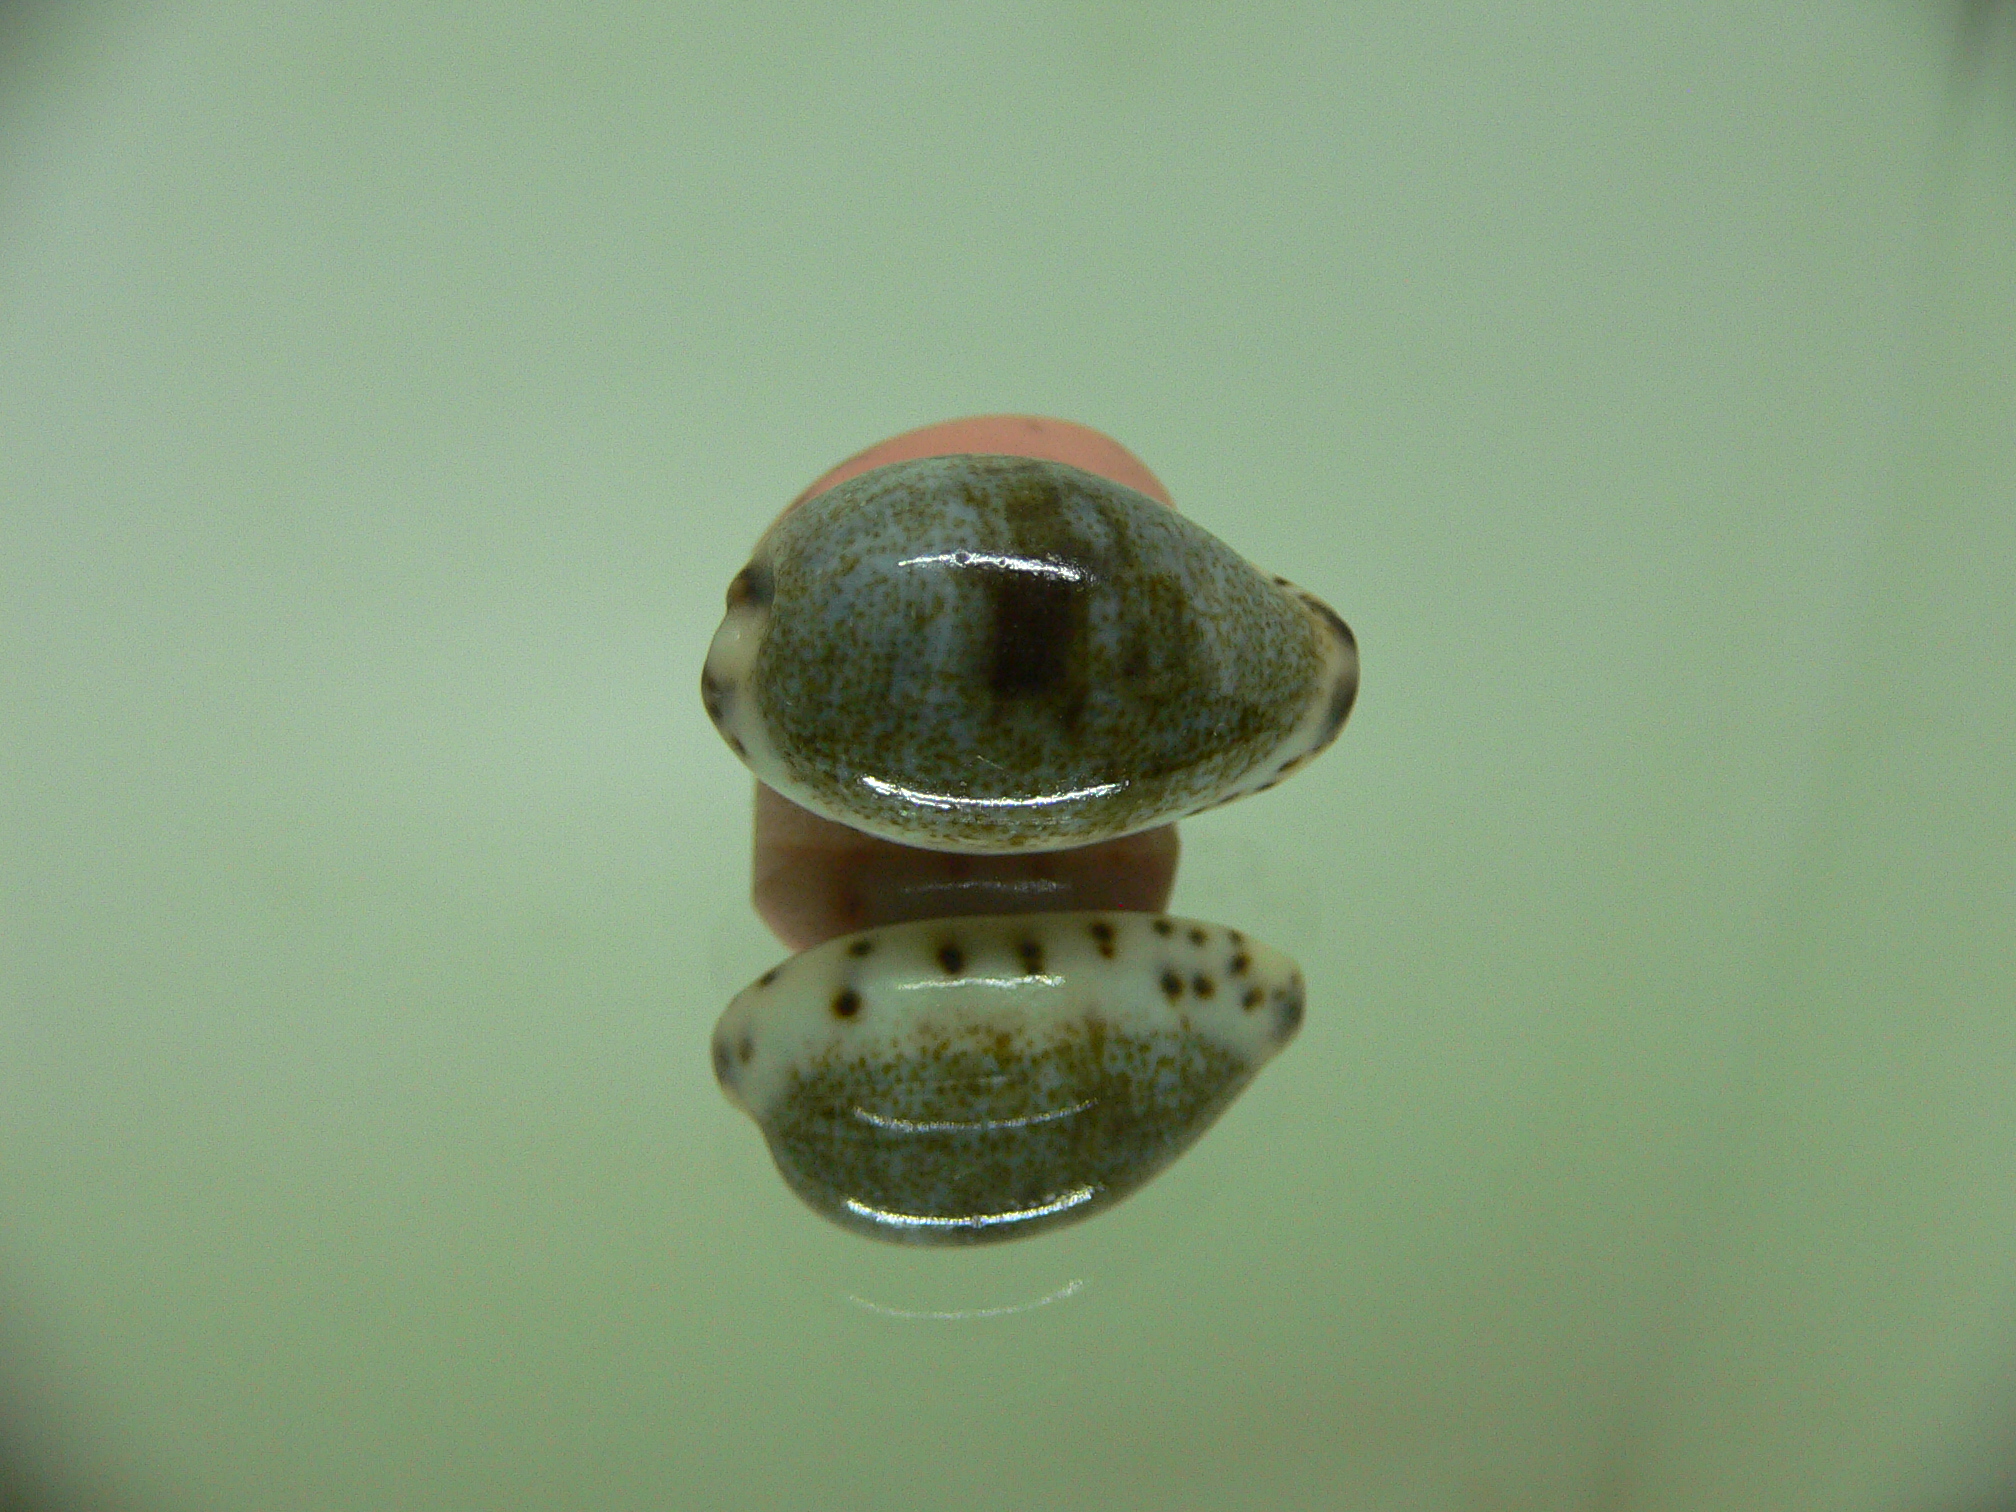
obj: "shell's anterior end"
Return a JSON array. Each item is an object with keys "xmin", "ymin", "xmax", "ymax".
[
  {"xmin": 700, "ymin": 455, "xmax": 1356, "ymax": 852},
  {"xmin": 1191, "ymin": 582, "xmax": 1359, "ymax": 813},
  {"xmin": 713, "ymin": 911, "xmax": 1304, "ymax": 1245}
]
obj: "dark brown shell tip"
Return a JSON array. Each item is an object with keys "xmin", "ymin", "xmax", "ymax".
[
  {"xmin": 1274, "ymin": 981, "xmax": 1306, "ymax": 1037},
  {"xmin": 700, "ymin": 668, "xmax": 730, "ymax": 723},
  {"xmin": 725, "ymin": 562, "xmax": 773, "ymax": 609}
]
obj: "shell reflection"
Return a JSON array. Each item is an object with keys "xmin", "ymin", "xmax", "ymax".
[{"xmin": 713, "ymin": 911, "xmax": 1303, "ymax": 1244}]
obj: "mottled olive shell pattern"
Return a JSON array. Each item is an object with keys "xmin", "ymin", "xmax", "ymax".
[
  {"xmin": 713, "ymin": 912, "xmax": 1304, "ymax": 1245},
  {"xmin": 702, "ymin": 455, "xmax": 1357, "ymax": 852}
]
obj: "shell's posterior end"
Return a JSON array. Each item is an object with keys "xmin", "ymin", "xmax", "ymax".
[
  {"xmin": 708, "ymin": 992, "xmax": 758, "ymax": 1116},
  {"xmin": 1272, "ymin": 968, "xmax": 1307, "ymax": 1045},
  {"xmin": 701, "ymin": 553, "xmax": 782, "ymax": 778}
]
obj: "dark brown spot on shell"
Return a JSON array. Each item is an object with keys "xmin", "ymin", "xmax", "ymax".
[
  {"xmin": 1018, "ymin": 938, "xmax": 1045, "ymax": 975},
  {"xmin": 737, "ymin": 1033, "xmax": 754, "ymax": 1063},
  {"xmin": 1229, "ymin": 953, "xmax": 1250, "ymax": 975},
  {"xmin": 1305, "ymin": 594, "xmax": 1354, "ymax": 650},
  {"xmin": 1187, "ymin": 927, "xmax": 1207, "ymax": 946},
  {"xmin": 700, "ymin": 669, "xmax": 730, "ymax": 723},
  {"xmin": 986, "ymin": 567, "xmax": 1083, "ymax": 700},
  {"xmin": 832, "ymin": 988, "xmax": 861, "ymax": 1019},
  {"xmin": 1321, "ymin": 674, "xmax": 1358, "ymax": 744},
  {"xmin": 726, "ymin": 562, "xmax": 773, "ymax": 609},
  {"xmin": 980, "ymin": 476, "xmax": 1095, "ymax": 725},
  {"xmin": 757, "ymin": 968, "xmax": 779, "ymax": 988},
  {"xmin": 847, "ymin": 938, "xmax": 875, "ymax": 958},
  {"xmin": 1192, "ymin": 974, "xmax": 1216, "ymax": 999},
  {"xmin": 1242, "ymin": 986, "xmax": 1264, "ymax": 1010},
  {"xmin": 1227, "ymin": 929, "xmax": 1244, "ymax": 945},
  {"xmin": 1152, "ymin": 919, "xmax": 1174, "ymax": 937},
  {"xmin": 1310, "ymin": 602, "xmax": 1359, "ymax": 746},
  {"xmin": 727, "ymin": 734, "xmax": 747, "ymax": 757},
  {"xmin": 1274, "ymin": 979, "xmax": 1305, "ymax": 1036},
  {"xmin": 1161, "ymin": 969, "xmax": 1183, "ymax": 1000},
  {"xmin": 1088, "ymin": 920, "xmax": 1116, "ymax": 957},
  {"xmin": 937, "ymin": 943, "xmax": 965, "ymax": 975}
]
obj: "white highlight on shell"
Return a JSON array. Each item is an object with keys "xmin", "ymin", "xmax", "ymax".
[
  {"xmin": 857, "ymin": 774, "xmax": 1130, "ymax": 813},
  {"xmin": 843, "ymin": 1185, "xmax": 1099, "ymax": 1234},
  {"xmin": 896, "ymin": 550, "xmax": 1090, "ymax": 583},
  {"xmin": 850, "ymin": 1099, "xmax": 1094, "ymax": 1134}
]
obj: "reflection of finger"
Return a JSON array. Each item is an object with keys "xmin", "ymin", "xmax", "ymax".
[
  {"xmin": 754, "ymin": 783, "xmax": 1180, "ymax": 952},
  {"xmin": 745, "ymin": 414, "xmax": 1183, "ymax": 949}
]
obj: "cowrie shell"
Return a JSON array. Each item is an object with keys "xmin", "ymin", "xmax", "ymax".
[
  {"xmin": 702, "ymin": 455, "xmax": 1356, "ymax": 853},
  {"xmin": 713, "ymin": 911, "xmax": 1303, "ymax": 1244}
]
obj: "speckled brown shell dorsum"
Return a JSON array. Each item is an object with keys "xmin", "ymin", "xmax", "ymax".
[{"xmin": 702, "ymin": 455, "xmax": 1357, "ymax": 852}]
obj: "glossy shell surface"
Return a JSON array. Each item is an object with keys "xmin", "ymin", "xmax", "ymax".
[
  {"xmin": 702, "ymin": 455, "xmax": 1357, "ymax": 852},
  {"xmin": 712, "ymin": 911, "xmax": 1304, "ymax": 1244}
]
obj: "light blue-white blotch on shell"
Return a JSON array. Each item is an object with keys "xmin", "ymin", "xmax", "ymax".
[
  {"xmin": 701, "ymin": 455, "xmax": 1358, "ymax": 852},
  {"xmin": 713, "ymin": 912, "xmax": 1304, "ymax": 1244}
]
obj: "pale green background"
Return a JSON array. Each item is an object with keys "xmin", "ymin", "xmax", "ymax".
[{"xmin": 3, "ymin": 4, "xmax": 2013, "ymax": 1510}]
